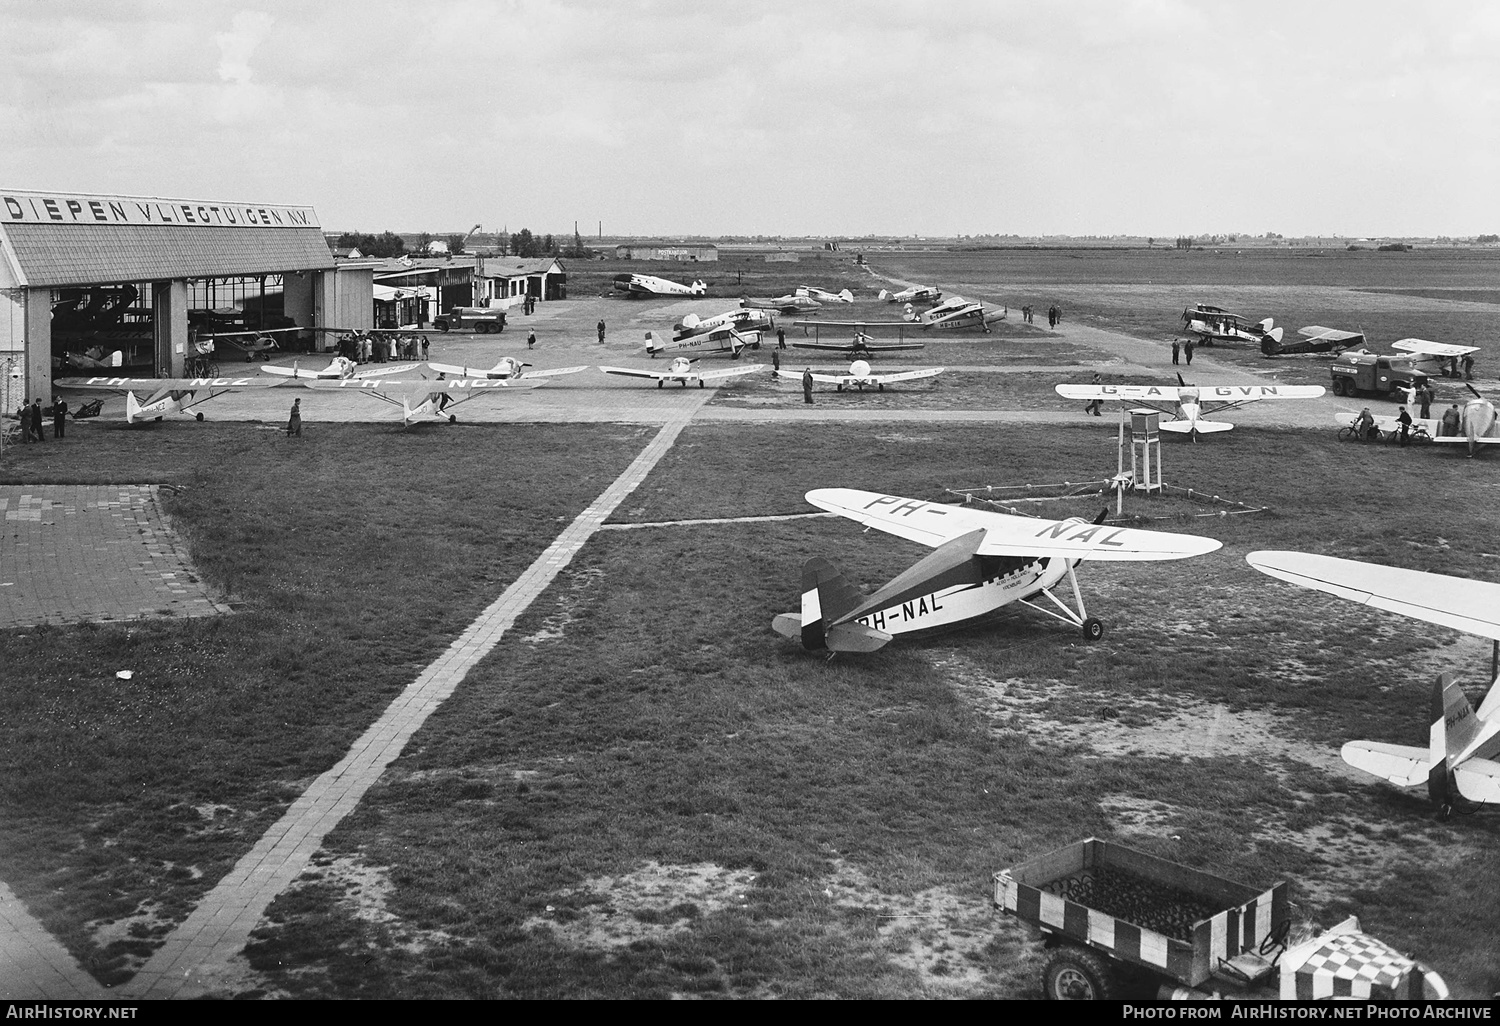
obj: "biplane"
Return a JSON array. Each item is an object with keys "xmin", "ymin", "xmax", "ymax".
[{"xmin": 1181, "ymin": 304, "xmax": 1283, "ymax": 348}]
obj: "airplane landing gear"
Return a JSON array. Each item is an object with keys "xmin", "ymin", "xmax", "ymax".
[
  {"xmin": 195, "ymin": 412, "xmax": 204, "ymax": 422},
  {"xmin": 448, "ymin": 415, "xmax": 457, "ymax": 424},
  {"xmin": 657, "ymin": 380, "xmax": 663, "ymax": 388},
  {"xmin": 1081, "ymin": 617, "xmax": 1104, "ymax": 641}
]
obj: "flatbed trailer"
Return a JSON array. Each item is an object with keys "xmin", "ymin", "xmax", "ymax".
[{"xmin": 995, "ymin": 838, "xmax": 1447, "ymax": 1000}]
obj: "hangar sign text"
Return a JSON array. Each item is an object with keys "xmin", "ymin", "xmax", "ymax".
[{"xmin": 1, "ymin": 191, "xmax": 319, "ymax": 228}]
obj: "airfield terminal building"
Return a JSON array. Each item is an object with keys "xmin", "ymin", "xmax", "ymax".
[{"xmin": 0, "ymin": 189, "xmax": 375, "ymax": 406}]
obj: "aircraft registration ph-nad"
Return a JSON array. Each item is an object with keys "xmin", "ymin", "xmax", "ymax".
[
  {"xmin": 1246, "ymin": 550, "xmax": 1500, "ymax": 816},
  {"xmin": 1054, "ymin": 379, "xmax": 1326, "ymax": 438},
  {"xmin": 772, "ymin": 488, "xmax": 1221, "ymax": 654},
  {"xmin": 599, "ymin": 357, "xmax": 764, "ymax": 388},
  {"xmin": 644, "ymin": 327, "xmax": 761, "ymax": 359},
  {"xmin": 1181, "ymin": 304, "xmax": 1284, "ymax": 348},
  {"xmin": 54, "ymin": 374, "xmax": 290, "ymax": 423},
  {"xmin": 774, "ymin": 360, "xmax": 942, "ymax": 392},
  {"xmin": 612, "ymin": 273, "xmax": 707, "ymax": 298},
  {"xmin": 878, "ymin": 285, "xmax": 942, "ymax": 305}
]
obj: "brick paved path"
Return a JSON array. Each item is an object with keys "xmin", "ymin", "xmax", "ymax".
[{"xmin": 0, "ymin": 883, "xmax": 109, "ymax": 999}]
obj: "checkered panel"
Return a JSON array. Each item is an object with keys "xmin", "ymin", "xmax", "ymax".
[{"xmin": 1292, "ymin": 929, "xmax": 1419, "ymax": 1000}]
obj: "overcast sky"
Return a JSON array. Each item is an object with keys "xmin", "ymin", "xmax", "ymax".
[{"xmin": 2, "ymin": 0, "xmax": 1496, "ymax": 238}]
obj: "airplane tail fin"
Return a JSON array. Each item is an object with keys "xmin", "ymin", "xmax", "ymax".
[
  {"xmin": 1429, "ymin": 674, "xmax": 1479, "ymax": 806},
  {"xmin": 680, "ymin": 314, "xmax": 701, "ymax": 330},
  {"xmin": 771, "ymin": 557, "xmax": 892, "ymax": 653},
  {"xmin": 1258, "ymin": 317, "xmax": 1276, "ymax": 332},
  {"xmin": 107, "ymin": 350, "xmax": 124, "ymax": 368},
  {"xmin": 837, "ymin": 289, "xmax": 853, "ymax": 302},
  {"xmin": 644, "ymin": 331, "xmax": 663, "ymax": 355},
  {"xmin": 877, "ymin": 289, "xmax": 891, "ymax": 301},
  {"xmin": 125, "ymin": 391, "xmax": 143, "ymax": 424},
  {"xmin": 1266, "ymin": 326, "xmax": 1284, "ymax": 344}
]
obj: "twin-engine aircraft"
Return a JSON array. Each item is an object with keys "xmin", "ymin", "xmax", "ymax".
[
  {"xmin": 774, "ymin": 489, "xmax": 1221, "ymax": 653},
  {"xmin": 613, "ymin": 273, "xmax": 707, "ymax": 298},
  {"xmin": 905, "ymin": 296, "xmax": 1008, "ymax": 332},
  {"xmin": 644, "ymin": 327, "xmax": 760, "ymax": 359},
  {"xmin": 1264, "ymin": 325, "xmax": 1368, "ymax": 357},
  {"xmin": 796, "ymin": 285, "xmax": 854, "ymax": 303},
  {"xmin": 1247, "ymin": 550, "xmax": 1500, "ymax": 817},
  {"xmin": 1181, "ymin": 304, "xmax": 1284, "ymax": 348},
  {"xmin": 674, "ymin": 308, "xmax": 775, "ymax": 341},
  {"xmin": 740, "ymin": 293, "xmax": 821, "ymax": 314},
  {"xmin": 790, "ymin": 329, "xmax": 924, "ymax": 357},
  {"xmin": 878, "ymin": 285, "xmax": 942, "ymax": 305},
  {"xmin": 1054, "ymin": 378, "xmax": 1326, "ymax": 438},
  {"xmin": 54, "ymin": 374, "xmax": 288, "ymax": 423},
  {"xmin": 599, "ymin": 357, "xmax": 763, "ymax": 388},
  {"xmin": 422, "ymin": 357, "xmax": 588, "ymax": 382},
  {"xmin": 774, "ymin": 360, "xmax": 943, "ymax": 392}
]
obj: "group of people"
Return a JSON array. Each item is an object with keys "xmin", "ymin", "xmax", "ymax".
[
  {"xmin": 1170, "ymin": 338, "xmax": 1195, "ymax": 365},
  {"xmin": 339, "ymin": 331, "xmax": 428, "ymax": 365},
  {"xmin": 1354, "ymin": 401, "xmax": 1471, "ymax": 446},
  {"xmin": 12, "ymin": 397, "xmax": 67, "ymax": 442},
  {"xmin": 1018, "ymin": 305, "xmax": 1064, "ymax": 327}
]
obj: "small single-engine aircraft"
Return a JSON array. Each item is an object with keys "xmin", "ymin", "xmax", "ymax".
[
  {"xmin": 198, "ymin": 326, "xmax": 309, "ymax": 361},
  {"xmin": 644, "ymin": 327, "xmax": 761, "ymax": 359},
  {"xmin": 772, "ymin": 488, "xmax": 1221, "ymax": 653},
  {"xmin": 1392, "ymin": 338, "xmax": 1481, "ymax": 379},
  {"xmin": 57, "ymin": 347, "xmax": 127, "ymax": 372},
  {"xmin": 878, "ymin": 284, "xmax": 942, "ymax": 305},
  {"xmin": 905, "ymin": 296, "xmax": 1008, "ymax": 332},
  {"xmin": 291, "ymin": 373, "xmax": 544, "ymax": 426},
  {"xmin": 741, "ymin": 294, "xmax": 821, "ymax": 314},
  {"xmin": 1181, "ymin": 304, "xmax": 1284, "ymax": 348},
  {"xmin": 53, "ymin": 374, "xmax": 289, "ymax": 423},
  {"xmin": 421, "ymin": 357, "xmax": 588, "ymax": 382},
  {"xmin": 1246, "ymin": 550, "xmax": 1500, "ymax": 817},
  {"xmin": 1055, "ymin": 377, "xmax": 1326, "ymax": 438},
  {"xmin": 1429, "ymin": 385, "xmax": 1500, "ymax": 456},
  {"xmin": 790, "ymin": 329, "xmax": 925, "ymax": 358},
  {"xmin": 613, "ymin": 273, "xmax": 707, "ymax": 298},
  {"xmin": 599, "ymin": 357, "xmax": 764, "ymax": 389},
  {"xmin": 1263, "ymin": 325, "xmax": 1367, "ymax": 357},
  {"xmin": 674, "ymin": 307, "xmax": 775, "ymax": 341},
  {"xmin": 259, "ymin": 356, "xmax": 415, "ymax": 380},
  {"xmin": 796, "ymin": 285, "xmax": 854, "ymax": 303},
  {"xmin": 774, "ymin": 360, "xmax": 943, "ymax": 392}
]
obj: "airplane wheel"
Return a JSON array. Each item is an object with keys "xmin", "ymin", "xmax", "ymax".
[
  {"xmin": 195, "ymin": 413, "xmax": 204, "ymax": 422},
  {"xmin": 448, "ymin": 415, "xmax": 457, "ymax": 424},
  {"xmin": 699, "ymin": 380, "xmax": 705, "ymax": 388},
  {"xmin": 1081, "ymin": 618, "xmax": 1105, "ymax": 642},
  {"xmin": 657, "ymin": 380, "xmax": 663, "ymax": 388}
]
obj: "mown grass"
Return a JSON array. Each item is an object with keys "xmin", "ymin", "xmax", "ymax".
[
  {"xmin": 235, "ymin": 421, "xmax": 1497, "ymax": 998},
  {"xmin": 0, "ymin": 422, "xmax": 646, "ymax": 984}
]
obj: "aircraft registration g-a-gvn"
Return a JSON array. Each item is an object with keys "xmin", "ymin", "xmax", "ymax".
[
  {"xmin": 772, "ymin": 488, "xmax": 1221, "ymax": 654},
  {"xmin": 644, "ymin": 327, "xmax": 761, "ymax": 359},
  {"xmin": 773, "ymin": 360, "xmax": 942, "ymax": 392},
  {"xmin": 1054, "ymin": 379, "xmax": 1326, "ymax": 438},
  {"xmin": 612, "ymin": 273, "xmax": 707, "ymax": 298},
  {"xmin": 1262, "ymin": 325, "xmax": 1368, "ymax": 357},
  {"xmin": 673, "ymin": 308, "xmax": 774, "ymax": 341},
  {"xmin": 1181, "ymin": 304, "xmax": 1284, "ymax": 348},
  {"xmin": 790, "ymin": 329, "xmax": 924, "ymax": 357},
  {"xmin": 421, "ymin": 358, "xmax": 588, "ymax": 382},
  {"xmin": 878, "ymin": 285, "xmax": 941, "ymax": 305},
  {"xmin": 1246, "ymin": 550, "xmax": 1500, "ymax": 817},
  {"xmin": 796, "ymin": 285, "xmax": 854, "ymax": 303},
  {"xmin": 291, "ymin": 373, "xmax": 543, "ymax": 426},
  {"xmin": 599, "ymin": 357, "xmax": 763, "ymax": 388},
  {"xmin": 53, "ymin": 374, "xmax": 289, "ymax": 423}
]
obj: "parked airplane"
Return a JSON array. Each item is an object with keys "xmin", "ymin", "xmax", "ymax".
[
  {"xmin": 53, "ymin": 374, "xmax": 289, "ymax": 423},
  {"xmin": 772, "ymin": 488, "xmax": 1221, "ymax": 652},
  {"xmin": 1181, "ymin": 304, "xmax": 1284, "ymax": 348},
  {"xmin": 644, "ymin": 327, "xmax": 761, "ymax": 359},
  {"xmin": 878, "ymin": 284, "xmax": 942, "ymax": 305},
  {"xmin": 57, "ymin": 347, "xmax": 126, "ymax": 372},
  {"xmin": 421, "ymin": 357, "xmax": 589, "ymax": 382},
  {"xmin": 790, "ymin": 329, "xmax": 924, "ymax": 357},
  {"xmin": 774, "ymin": 360, "xmax": 943, "ymax": 392},
  {"xmin": 905, "ymin": 296, "xmax": 1008, "ymax": 332},
  {"xmin": 741, "ymin": 294, "xmax": 821, "ymax": 314},
  {"xmin": 1263, "ymin": 325, "xmax": 1367, "ymax": 357},
  {"xmin": 259, "ymin": 356, "xmax": 415, "ymax": 380},
  {"xmin": 1430, "ymin": 386, "xmax": 1500, "ymax": 456},
  {"xmin": 1246, "ymin": 550, "xmax": 1500, "ymax": 817},
  {"xmin": 1392, "ymin": 338, "xmax": 1482, "ymax": 379},
  {"xmin": 1054, "ymin": 377, "xmax": 1326, "ymax": 438},
  {"xmin": 599, "ymin": 357, "xmax": 764, "ymax": 389},
  {"xmin": 796, "ymin": 286, "xmax": 854, "ymax": 303},
  {"xmin": 199, "ymin": 326, "xmax": 307, "ymax": 361},
  {"xmin": 674, "ymin": 307, "xmax": 775, "ymax": 341},
  {"xmin": 292, "ymin": 373, "xmax": 545, "ymax": 426},
  {"xmin": 613, "ymin": 273, "xmax": 707, "ymax": 298}
]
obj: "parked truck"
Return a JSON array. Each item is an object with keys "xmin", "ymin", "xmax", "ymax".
[
  {"xmin": 1330, "ymin": 349, "xmax": 1429, "ymax": 399},
  {"xmin": 995, "ymin": 838, "xmax": 1448, "ymax": 1000},
  {"xmin": 433, "ymin": 307, "xmax": 507, "ymax": 333}
]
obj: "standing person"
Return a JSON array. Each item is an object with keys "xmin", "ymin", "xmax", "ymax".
[
  {"xmin": 1441, "ymin": 403, "xmax": 1461, "ymax": 437},
  {"xmin": 29, "ymin": 398, "xmax": 45, "ymax": 442},
  {"xmin": 771, "ymin": 348, "xmax": 780, "ymax": 372},
  {"xmin": 421, "ymin": 336, "xmax": 430, "ymax": 362},
  {"xmin": 1463, "ymin": 354, "xmax": 1475, "ymax": 380},
  {"xmin": 802, "ymin": 367, "xmax": 814, "ymax": 404},
  {"xmin": 1084, "ymin": 372, "xmax": 1104, "ymax": 416},
  {"xmin": 1171, "ymin": 340, "xmax": 1180, "ymax": 365},
  {"xmin": 1047, "ymin": 306, "xmax": 1057, "ymax": 328},
  {"xmin": 776, "ymin": 327, "xmax": 786, "ymax": 350},
  {"xmin": 1418, "ymin": 384, "xmax": 1432, "ymax": 420},
  {"xmin": 286, "ymin": 397, "xmax": 302, "ymax": 437},
  {"xmin": 597, "ymin": 319, "xmax": 606, "ymax": 344},
  {"xmin": 1055, "ymin": 306, "xmax": 1062, "ymax": 324},
  {"xmin": 1184, "ymin": 339, "xmax": 1194, "ymax": 365},
  {"xmin": 52, "ymin": 396, "xmax": 67, "ymax": 439},
  {"xmin": 527, "ymin": 330, "xmax": 537, "ymax": 350},
  {"xmin": 16, "ymin": 400, "xmax": 29, "ymax": 443},
  {"xmin": 1396, "ymin": 405, "xmax": 1412, "ymax": 447}
]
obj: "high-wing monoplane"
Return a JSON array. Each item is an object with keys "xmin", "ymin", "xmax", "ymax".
[
  {"xmin": 1246, "ymin": 550, "xmax": 1500, "ymax": 816},
  {"xmin": 422, "ymin": 357, "xmax": 588, "ymax": 382},
  {"xmin": 674, "ymin": 308, "xmax": 774, "ymax": 341},
  {"xmin": 291, "ymin": 373, "xmax": 544, "ymax": 426},
  {"xmin": 198, "ymin": 326, "xmax": 309, "ymax": 361},
  {"xmin": 54, "ymin": 374, "xmax": 289, "ymax": 423},
  {"xmin": 774, "ymin": 360, "xmax": 943, "ymax": 392},
  {"xmin": 878, "ymin": 285, "xmax": 942, "ymax": 305},
  {"xmin": 1263, "ymin": 325, "xmax": 1367, "ymax": 357},
  {"xmin": 1181, "ymin": 304, "xmax": 1284, "ymax": 348},
  {"xmin": 741, "ymin": 294, "xmax": 820, "ymax": 314},
  {"xmin": 1392, "ymin": 338, "xmax": 1482, "ymax": 378},
  {"xmin": 644, "ymin": 327, "xmax": 761, "ymax": 359},
  {"xmin": 796, "ymin": 285, "xmax": 854, "ymax": 303},
  {"xmin": 905, "ymin": 296, "xmax": 1008, "ymax": 332},
  {"xmin": 772, "ymin": 488, "xmax": 1221, "ymax": 653},
  {"xmin": 613, "ymin": 273, "xmax": 707, "ymax": 298},
  {"xmin": 790, "ymin": 329, "xmax": 924, "ymax": 357},
  {"xmin": 1055, "ymin": 377, "xmax": 1326, "ymax": 438},
  {"xmin": 599, "ymin": 357, "xmax": 764, "ymax": 388}
]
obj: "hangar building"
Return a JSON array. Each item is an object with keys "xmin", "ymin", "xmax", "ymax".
[{"xmin": 0, "ymin": 189, "xmax": 374, "ymax": 405}]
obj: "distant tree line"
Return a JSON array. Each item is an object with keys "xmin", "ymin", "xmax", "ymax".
[
  {"xmin": 500, "ymin": 228, "xmax": 592, "ymax": 259},
  {"xmin": 335, "ymin": 231, "xmax": 406, "ymax": 257}
]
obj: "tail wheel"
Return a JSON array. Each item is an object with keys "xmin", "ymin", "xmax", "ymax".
[
  {"xmin": 1042, "ymin": 947, "xmax": 1117, "ymax": 1000},
  {"xmin": 448, "ymin": 415, "xmax": 457, "ymax": 424},
  {"xmin": 1081, "ymin": 618, "xmax": 1104, "ymax": 642}
]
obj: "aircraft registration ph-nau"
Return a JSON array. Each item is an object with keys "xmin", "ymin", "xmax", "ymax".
[
  {"xmin": 1246, "ymin": 550, "xmax": 1500, "ymax": 817},
  {"xmin": 1054, "ymin": 379, "xmax": 1325, "ymax": 438},
  {"xmin": 613, "ymin": 273, "xmax": 707, "ymax": 298},
  {"xmin": 773, "ymin": 488, "xmax": 1221, "ymax": 653}
]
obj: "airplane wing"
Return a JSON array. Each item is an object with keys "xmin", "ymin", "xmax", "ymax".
[
  {"xmin": 1298, "ymin": 325, "xmax": 1364, "ymax": 344},
  {"xmin": 869, "ymin": 367, "xmax": 944, "ymax": 385},
  {"xmin": 790, "ymin": 319, "xmax": 911, "ymax": 331},
  {"xmin": 599, "ymin": 365, "xmax": 675, "ymax": 382},
  {"xmin": 55, "ymin": 374, "xmax": 286, "ymax": 395},
  {"xmin": 1245, "ymin": 550, "xmax": 1500, "ymax": 642},
  {"xmin": 1392, "ymin": 338, "xmax": 1480, "ymax": 358},
  {"xmin": 695, "ymin": 364, "xmax": 764, "ymax": 382},
  {"xmin": 1055, "ymin": 384, "xmax": 1185, "ymax": 402},
  {"xmin": 806, "ymin": 488, "xmax": 1221, "ymax": 561},
  {"xmin": 790, "ymin": 340, "xmax": 926, "ymax": 353},
  {"xmin": 1341, "ymin": 741, "xmax": 1431, "ymax": 787}
]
